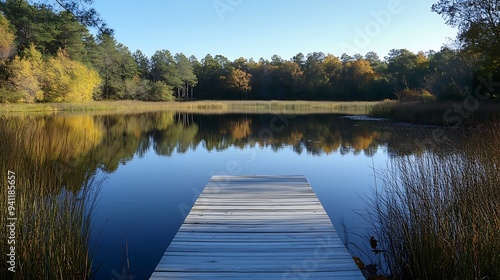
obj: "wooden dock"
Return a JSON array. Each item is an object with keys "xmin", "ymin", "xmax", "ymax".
[{"xmin": 151, "ymin": 175, "xmax": 364, "ymax": 279}]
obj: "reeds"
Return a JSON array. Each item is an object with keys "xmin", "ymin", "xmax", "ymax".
[
  {"xmin": 0, "ymin": 116, "xmax": 103, "ymax": 279},
  {"xmin": 1, "ymin": 100, "xmax": 382, "ymax": 115},
  {"xmin": 370, "ymin": 101, "xmax": 500, "ymax": 126},
  {"xmin": 367, "ymin": 123, "xmax": 500, "ymax": 279}
]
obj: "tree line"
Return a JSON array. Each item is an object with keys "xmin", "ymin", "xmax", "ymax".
[{"xmin": 0, "ymin": 0, "xmax": 498, "ymax": 103}]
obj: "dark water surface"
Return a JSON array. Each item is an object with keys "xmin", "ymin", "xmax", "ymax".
[{"xmin": 4, "ymin": 111, "xmax": 452, "ymax": 279}]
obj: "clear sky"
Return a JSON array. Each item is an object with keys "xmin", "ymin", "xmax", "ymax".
[{"xmin": 92, "ymin": 0, "xmax": 458, "ymax": 61}]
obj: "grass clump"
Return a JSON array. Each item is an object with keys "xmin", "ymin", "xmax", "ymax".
[
  {"xmin": 0, "ymin": 116, "xmax": 103, "ymax": 279},
  {"xmin": 367, "ymin": 123, "xmax": 500, "ymax": 279}
]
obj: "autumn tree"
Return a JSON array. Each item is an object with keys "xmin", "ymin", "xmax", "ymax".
[
  {"xmin": 8, "ymin": 45, "xmax": 44, "ymax": 102},
  {"xmin": 0, "ymin": 13, "xmax": 14, "ymax": 93},
  {"xmin": 386, "ymin": 49, "xmax": 429, "ymax": 90},
  {"xmin": 271, "ymin": 60, "xmax": 304, "ymax": 99},
  {"xmin": 43, "ymin": 49, "xmax": 100, "ymax": 102},
  {"xmin": 0, "ymin": 13, "xmax": 14, "ymax": 63},
  {"xmin": 340, "ymin": 58, "xmax": 378, "ymax": 100},
  {"xmin": 322, "ymin": 54, "xmax": 342, "ymax": 99},
  {"xmin": 225, "ymin": 68, "xmax": 252, "ymax": 99}
]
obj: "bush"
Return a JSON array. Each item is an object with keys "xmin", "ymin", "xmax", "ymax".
[
  {"xmin": 147, "ymin": 81, "xmax": 174, "ymax": 102},
  {"xmin": 395, "ymin": 88, "xmax": 436, "ymax": 103}
]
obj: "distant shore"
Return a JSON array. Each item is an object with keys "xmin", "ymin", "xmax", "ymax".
[{"xmin": 3, "ymin": 100, "xmax": 499, "ymax": 126}]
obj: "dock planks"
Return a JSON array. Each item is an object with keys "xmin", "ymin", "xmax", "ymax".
[{"xmin": 151, "ymin": 175, "xmax": 364, "ymax": 279}]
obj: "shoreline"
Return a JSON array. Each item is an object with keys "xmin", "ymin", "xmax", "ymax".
[
  {"xmin": 0, "ymin": 100, "xmax": 382, "ymax": 115},
  {"xmin": 2, "ymin": 100, "xmax": 499, "ymax": 126}
]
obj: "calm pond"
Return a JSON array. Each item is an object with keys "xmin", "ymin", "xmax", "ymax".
[{"xmin": 4, "ymin": 111, "xmax": 455, "ymax": 279}]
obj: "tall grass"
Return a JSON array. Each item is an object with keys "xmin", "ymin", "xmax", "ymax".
[
  {"xmin": 370, "ymin": 101, "xmax": 500, "ymax": 125},
  {"xmin": 0, "ymin": 117, "xmax": 103, "ymax": 279},
  {"xmin": 1, "ymin": 100, "xmax": 382, "ymax": 115},
  {"xmin": 367, "ymin": 123, "xmax": 500, "ymax": 279}
]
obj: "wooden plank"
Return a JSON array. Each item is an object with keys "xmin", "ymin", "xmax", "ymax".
[{"xmin": 151, "ymin": 175, "xmax": 363, "ymax": 279}]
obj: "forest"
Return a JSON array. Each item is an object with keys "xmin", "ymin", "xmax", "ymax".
[{"xmin": 0, "ymin": 0, "xmax": 498, "ymax": 103}]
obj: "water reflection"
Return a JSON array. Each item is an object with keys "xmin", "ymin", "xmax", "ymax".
[
  {"xmin": 1, "ymin": 111, "xmax": 462, "ymax": 279},
  {"xmin": 5, "ymin": 111, "xmax": 448, "ymax": 176}
]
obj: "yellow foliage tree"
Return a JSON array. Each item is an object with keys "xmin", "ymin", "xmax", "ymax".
[
  {"xmin": 44, "ymin": 50, "xmax": 100, "ymax": 102},
  {"xmin": 8, "ymin": 45, "xmax": 44, "ymax": 102},
  {"xmin": 8, "ymin": 46, "xmax": 100, "ymax": 103},
  {"xmin": 226, "ymin": 68, "xmax": 252, "ymax": 97},
  {"xmin": 0, "ymin": 14, "xmax": 14, "ymax": 63}
]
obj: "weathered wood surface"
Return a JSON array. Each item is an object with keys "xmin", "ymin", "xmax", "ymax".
[{"xmin": 151, "ymin": 175, "xmax": 364, "ymax": 279}]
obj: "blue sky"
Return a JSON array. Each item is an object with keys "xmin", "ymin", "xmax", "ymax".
[{"xmin": 92, "ymin": 0, "xmax": 457, "ymax": 61}]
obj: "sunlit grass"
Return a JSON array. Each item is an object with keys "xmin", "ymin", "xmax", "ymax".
[
  {"xmin": 0, "ymin": 100, "xmax": 382, "ymax": 115},
  {"xmin": 0, "ymin": 117, "xmax": 103, "ymax": 279},
  {"xmin": 367, "ymin": 122, "xmax": 500, "ymax": 279}
]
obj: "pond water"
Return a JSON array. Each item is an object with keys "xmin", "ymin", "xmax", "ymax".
[{"xmin": 3, "ymin": 111, "xmax": 452, "ymax": 279}]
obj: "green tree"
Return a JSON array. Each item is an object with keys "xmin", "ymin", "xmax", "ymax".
[
  {"xmin": 1, "ymin": 0, "xmax": 98, "ymax": 64},
  {"xmin": 303, "ymin": 52, "xmax": 328, "ymax": 98},
  {"xmin": 1, "ymin": 0, "xmax": 59, "ymax": 54},
  {"xmin": 95, "ymin": 33, "xmax": 136, "ymax": 99},
  {"xmin": 271, "ymin": 60, "xmax": 304, "ymax": 99},
  {"xmin": 196, "ymin": 54, "xmax": 226, "ymax": 99},
  {"xmin": 292, "ymin": 52, "xmax": 306, "ymax": 70},
  {"xmin": 425, "ymin": 47, "xmax": 478, "ymax": 100},
  {"xmin": 133, "ymin": 50, "xmax": 150, "ymax": 80},
  {"xmin": 36, "ymin": 0, "xmax": 111, "ymax": 33},
  {"xmin": 54, "ymin": 11, "xmax": 89, "ymax": 61},
  {"xmin": 147, "ymin": 81, "xmax": 174, "ymax": 102},
  {"xmin": 233, "ymin": 57, "xmax": 250, "ymax": 72},
  {"xmin": 364, "ymin": 51, "xmax": 386, "ymax": 73},
  {"xmin": 386, "ymin": 49, "xmax": 429, "ymax": 91},
  {"xmin": 432, "ymin": 0, "xmax": 500, "ymax": 69},
  {"xmin": 175, "ymin": 53, "xmax": 197, "ymax": 99},
  {"xmin": 151, "ymin": 50, "xmax": 182, "ymax": 96}
]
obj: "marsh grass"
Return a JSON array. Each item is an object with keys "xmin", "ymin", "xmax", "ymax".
[
  {"xmin": 370, "ymin": 101, "xmax": 500, "ymax": 125},
  {"xmin": 0, "ymin": 100, "xmax": 381, "ymax": 115},
  {"xmin": 367, "ymin": 123, "xmax": 500, "ymax": 279},
  {"xmin": 0, "ymin": 117, "xmax": 103, "ymax": 279}
]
